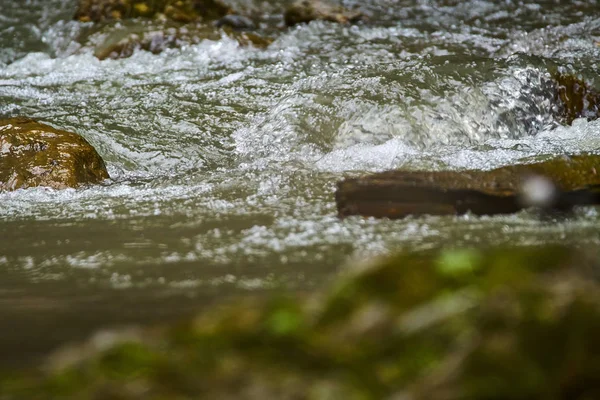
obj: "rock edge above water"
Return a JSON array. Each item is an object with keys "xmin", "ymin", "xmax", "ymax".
[
  {"xmin": 74, "ymin": 0, "xmax": 363, "ymax": 26},
  {"xmin": 75, "ymin": 0, "xmax": 231, "ymax": 23},
  {"xmin": 88, "ymin": 21, "xmax": 273, "ymax": 60},
  {"xmin": 283, "ymin": 0, "xmax": 364, "ymax": 26},
  {"xmin": 336, "ymin": 154, "xmax": 600, "ymax": 219}
]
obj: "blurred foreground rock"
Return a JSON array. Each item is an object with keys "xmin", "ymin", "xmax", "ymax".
[
  {"xmin": 0, "ymin": 117, "xmax": 109, "ymax": 191},
  {"xmin": 336, "ymin": 154, "xmax": 600, "ymax": 219},
  {"xmin": 2, "ymin": 246, "xmax": 600, "ymax": 399}
]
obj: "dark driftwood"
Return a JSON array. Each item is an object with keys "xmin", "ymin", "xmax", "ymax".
[{"xmin": 336, "ymin": 155, "xmax": 600, "ymax": 219}]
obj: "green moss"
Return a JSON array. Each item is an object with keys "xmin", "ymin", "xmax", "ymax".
[{"xmin": 436, "ymin": 248, "xmax": 483, "ymax": 277}]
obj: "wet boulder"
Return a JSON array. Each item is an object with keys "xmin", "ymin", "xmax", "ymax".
[
  {"xmin": 88, "ymin": 21, "xmax": 272, "ymax": 60},
  {"xmin": 336, "ymin": 154, "xmax": 600, "ymax": 219},
  {"xmin": 3, "ymin": 245, "xmax": 600, "ymax": 399},
  {"xmin": 74, "ymin": 0, "xmax": 231, "ymax": 23},
  {"xmin": 284, "ymin": 0, "xmax": 364, "ymax": 26},
  {"xmin": 0, "ymin": 117, "xmax": 109, "ymax": 191},
  {"xmin": 554, "ymin": 74, "xmax": 600, "ymax": 125}
]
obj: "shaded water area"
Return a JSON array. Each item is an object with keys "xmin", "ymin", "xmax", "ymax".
[{"xmin": 2, "ymin": 0, "xmax": 600, "ymax": 369}]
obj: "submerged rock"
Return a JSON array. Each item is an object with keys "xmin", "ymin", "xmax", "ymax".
[
  {"xmin": 336, "ymin": 154, "xmax": 600, "ymax": 219},
  {"xmin": 284, "ymin": 0, "xmax": 364, "ymax": 26},
  {"xmin": 74, "ymin": 0, "xmax": 231, "ymax": 23},
  {"xmin": 554, "ymin": 74, "xmax": 600, "ymax": 125},
  {"xmin": 0, "ymin": 117, "xmax": 109, "ymax": 191},
  {"xmin": 90, "ymin": 21, "xmax": 273, "ymax": 60},
  {"xmin": 3, "ymin": 246, "xmax": 600, "ymax": 399},
  {"xmin": 214, "ymin": 14, "xmax": 256, "ymax": 30},
  {"xmin": 94, "ymin": 25, "xmax": 273, "ymax": 60}
]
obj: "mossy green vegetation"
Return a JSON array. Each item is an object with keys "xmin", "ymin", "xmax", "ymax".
[
  {"xmin": 0, "ymin": 117, "xmax": 109, "ymax": 191},
  {"xmin": 3, "ymin": 246, "xmax": 600, "ymax": 399}
]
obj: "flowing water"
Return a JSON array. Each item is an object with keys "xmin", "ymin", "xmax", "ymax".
[{"xmin": 1, "ymin": 0, "xmax": 600, "ymax": 368}]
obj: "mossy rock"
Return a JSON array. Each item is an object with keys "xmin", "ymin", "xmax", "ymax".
[
  {"xmin": 74, "ymin": 0, "xmax": 231, "ymax": 23},
  {"xmin": 284, "ymin": 0, "xmax": 364, "ymax": 26},
  {"xmin": 88, "ymin": 21, "xmax": 272, "ymax": 60},
  {"xmin": 336, "ymin": 154, "xmax": 600, "ymax": 218},
  {"xmin": 554, "ymin": 74, "xmax": 600, "ymax": 125},
  {"xmin": 0, "ymin": 117, "xmax": 109, "ymax": 191},
  {"xmin": 3, "ymin": 246, "xmax": 600, "ymax": 399}
]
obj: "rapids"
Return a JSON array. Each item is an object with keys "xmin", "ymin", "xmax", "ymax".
[{"xmin": 1, "ymin": 0, "xmax": 600, "ymax": 367}]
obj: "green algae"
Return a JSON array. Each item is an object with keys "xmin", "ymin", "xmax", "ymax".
[
  {"xmin": 3, "ymin": 246, "xmax": 600, "ymax": 399},
  {"xmin": 0, "ymin": 117, "xmax": 109, "ymax": 191}
]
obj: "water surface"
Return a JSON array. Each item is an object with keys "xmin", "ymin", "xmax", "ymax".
[{"xmin": 1, "ymin": 0, "xmax": 600, "ymax": 368}]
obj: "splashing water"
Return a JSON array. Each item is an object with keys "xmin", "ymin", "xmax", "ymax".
[{"xmin": 1, "ymin": 0, "xmax": 600, "ymax": 367}]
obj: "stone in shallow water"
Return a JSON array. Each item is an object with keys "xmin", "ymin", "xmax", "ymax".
[
  {"xmin": 554, "ymin": 74, "xmax": 600, "ymax": 125},
  {"xmin": 74, "ymin": 0, "xmax": 231, "ymax": 23},
  {"xmin": 284, "ymin": 0, "xmax": 364, "ymax": 26},
  {"xmin": 0, "ymin": 117, "xmax": 109, "ymax": 191},
  {"xmin": 88, "ymin": 21, "xmax": 273, "ymax": 60},
  {"xmin": 214, "ymin": 14, "xmax": 256, "ymax": 30},
  {"xmin": 336, "ymin": 154, "xmax": 600, "ymax": 219},
  {"xmin": 3, "ymin": 246, "xmax": 600, "ymax": 399}
]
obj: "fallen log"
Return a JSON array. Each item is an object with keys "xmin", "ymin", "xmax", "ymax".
[{"xmin": 336, "ymin": 154, "xmax": 600, "ymax": 219}]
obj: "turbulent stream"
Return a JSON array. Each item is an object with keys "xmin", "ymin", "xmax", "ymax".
[{"xmin": 2, "ymin": 0, "xmax": 600, "ymax": 368}]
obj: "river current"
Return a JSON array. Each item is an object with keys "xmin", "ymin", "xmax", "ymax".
[{"xmin": 1, "ymin": 0, "xmax": 600, "ymax": 367}]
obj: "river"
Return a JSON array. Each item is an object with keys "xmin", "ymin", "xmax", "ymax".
[{"xmin": 1, "ymin": 0, "xmax": 600, "ymax": 368}]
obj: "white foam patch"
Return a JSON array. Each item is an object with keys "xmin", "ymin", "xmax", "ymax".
[
  {"xmin": 316, "ymin": 117, "xmax": 600, "ymax": 173},
  {"xmin": 316, "ymin": 138, "xmax": 419, "ymax": 172},
  {"xmin": 497, "ymin": 17, "xmax": 600, "ymax": 59},
  {"xmin": 0, "ymin": 37, "xmax": 249, "ymax": 83},
  {"xmin": 0, "ymin": 182, "xmax": 214, "ymax": 220}
]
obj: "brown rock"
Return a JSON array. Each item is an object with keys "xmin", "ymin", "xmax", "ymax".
[
  {"xmin": 0, "ymin": 117, "xmax": 109, "ymax": 191},
  {"xmin": 284, "ymin": 0, "xmax": 364, "ymax": 26},
  {"xmin": 336, "ymin": 154, "xmax": 600, "ymax": 219},
  {"xmin": 554, "ymin": 74, "xmax": 600, "ymax": 125},
  {"xmin": 90, "ymin": 22, "xmax": 273, "ymax": 60},
  {"xmin": 74, "ymin": 0, "xmax": 231, "ymax": 23}
]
